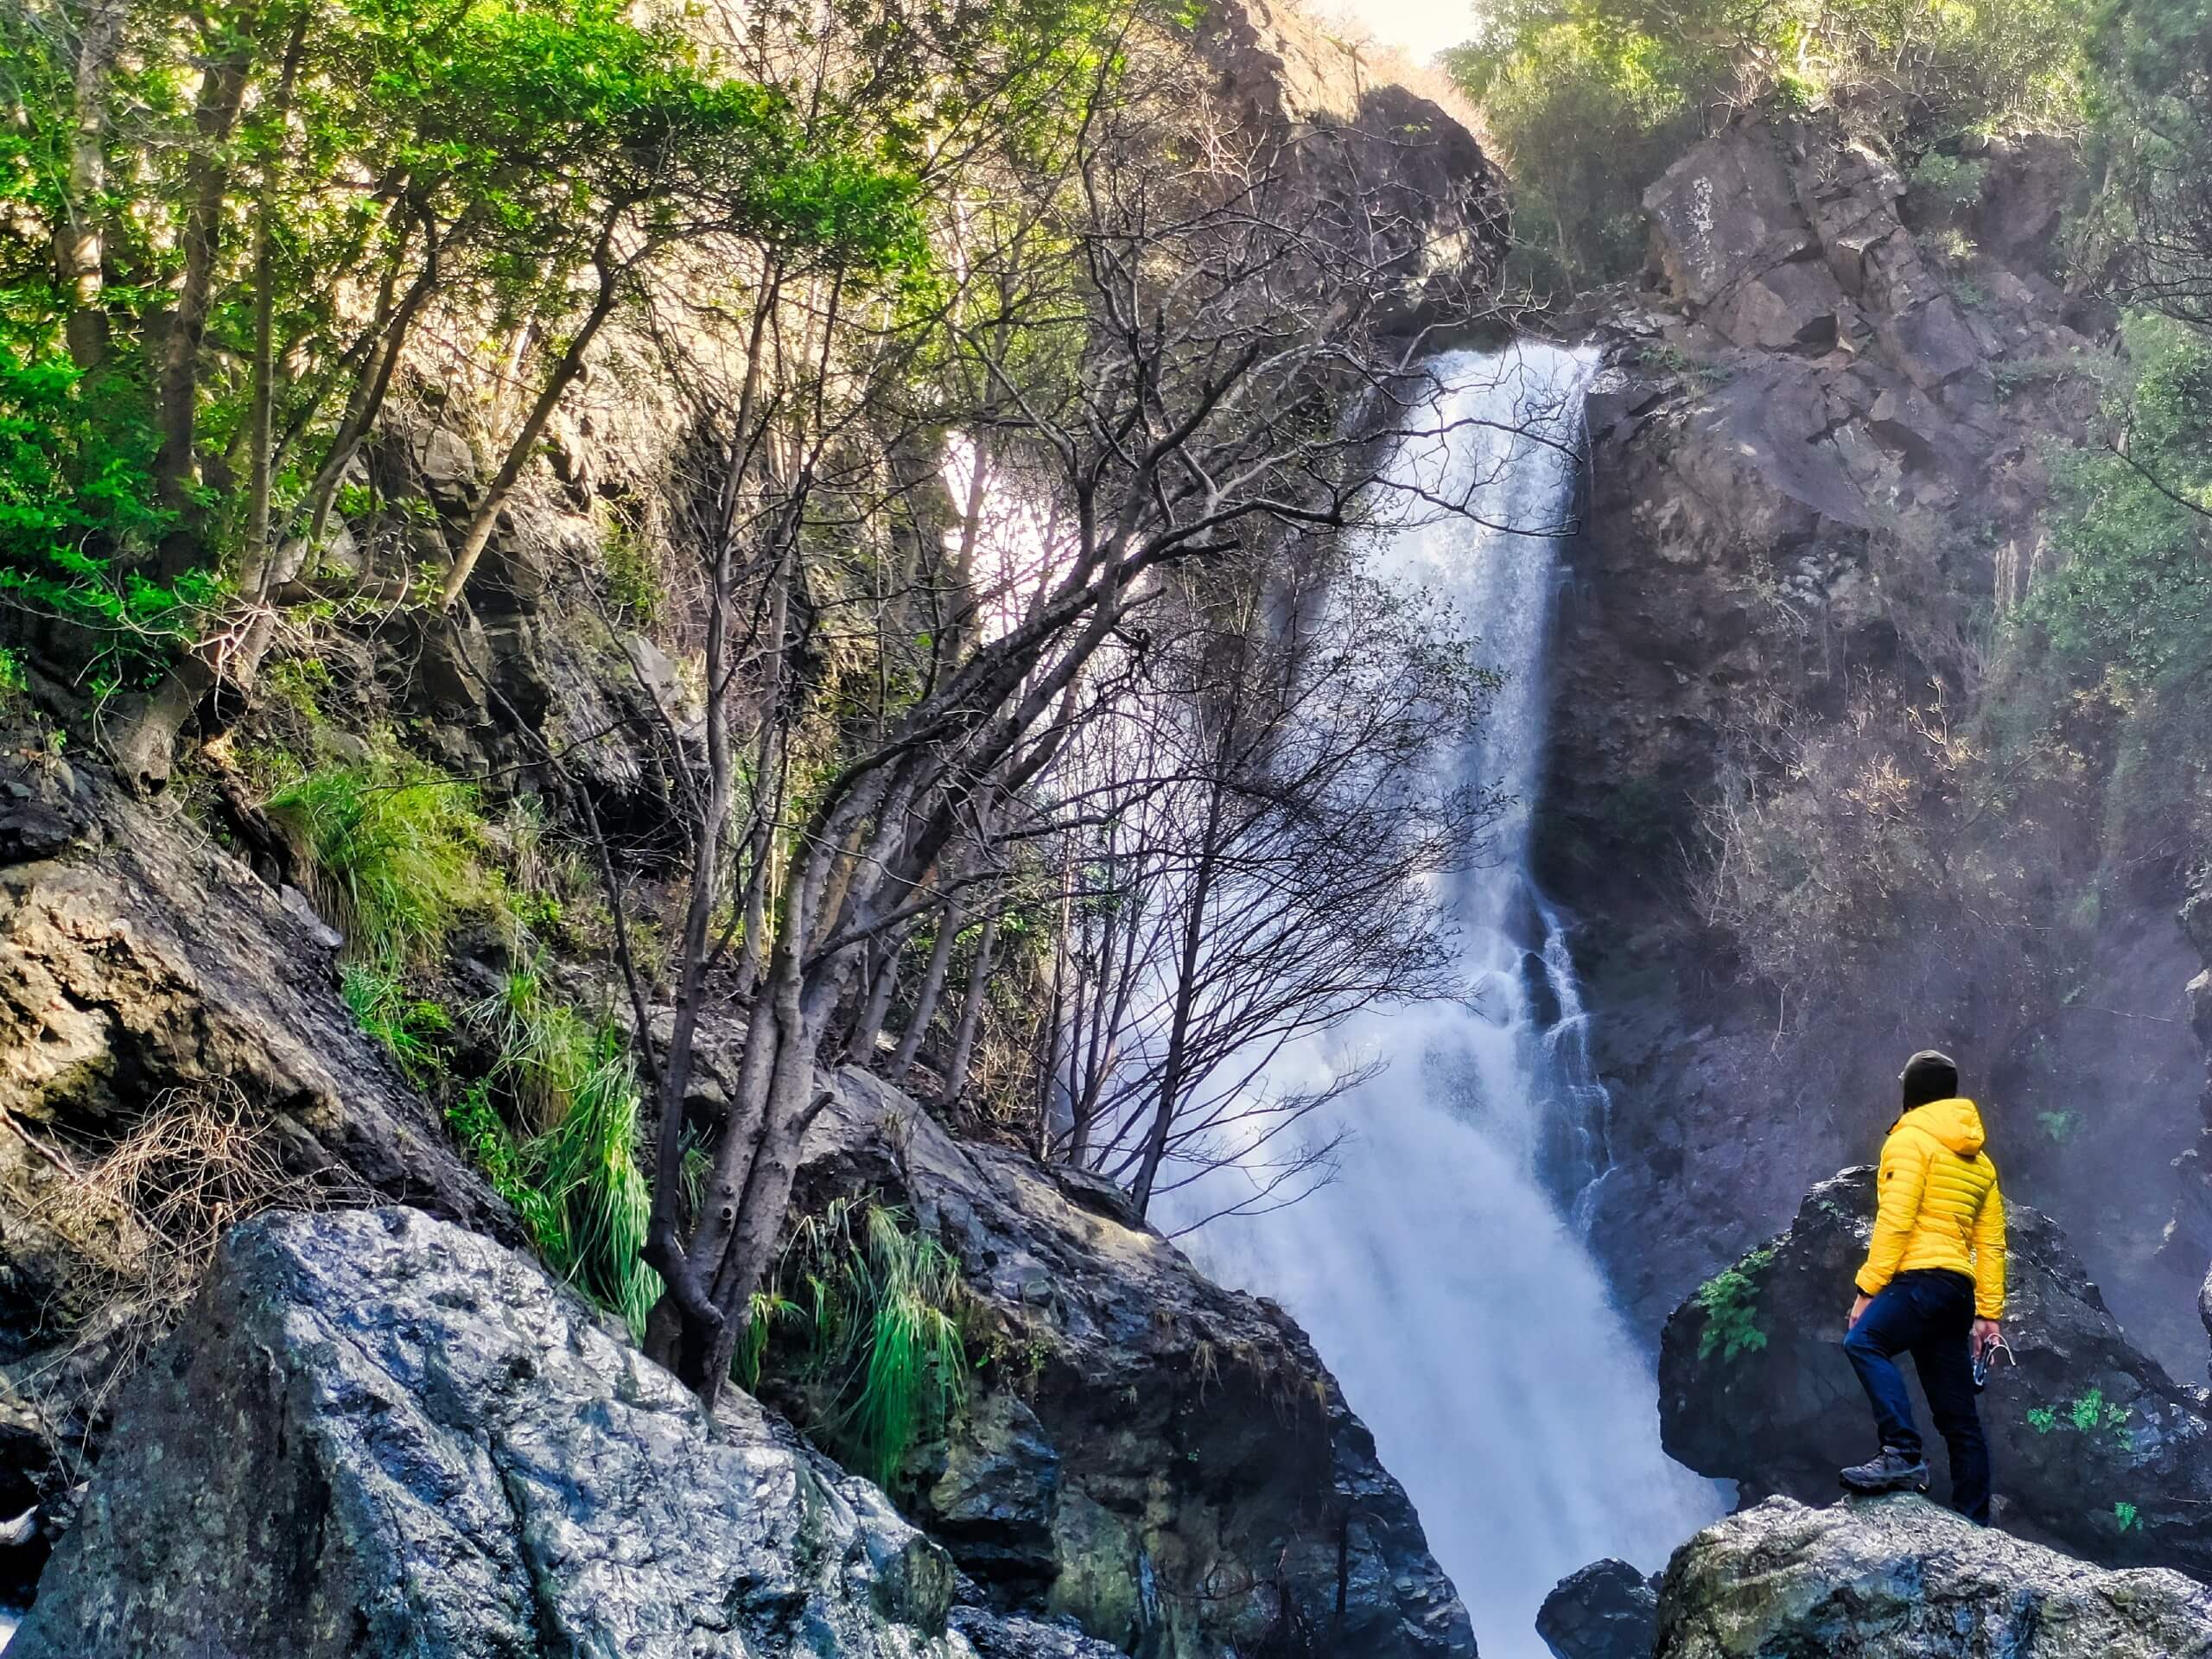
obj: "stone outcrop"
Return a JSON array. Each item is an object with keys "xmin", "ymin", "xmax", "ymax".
[
  {"xmin": 1658, "ymin": 1168, "xmax": 2212, "ymax": 1577},
  {"xmin": 1655, "ymin": 1494, "xmax": 2212, "ymax": 1658},
  {"xmin": 1194, "ymin": 0, "xmax": 1507, "ymax": 334},
  {"xmin": 1535, "ymin": 1558, "xmax": 1659, "ymax": 1659},
  {"xmin": 767, "ymin": 1069, "xmax": 1477, "ymax": 1659},
  {"xmin": 10, "ymin": 1206, "xmax": 1122, "ymax": 1659}
]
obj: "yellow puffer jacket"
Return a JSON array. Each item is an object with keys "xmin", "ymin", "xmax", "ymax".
[{"xmin": 1854, "ymin": 1096, "xmax": 2007, "ymax": 1319}]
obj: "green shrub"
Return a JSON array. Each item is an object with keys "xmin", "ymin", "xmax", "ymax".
[
  {"xmin": 268, "ymin": 752, "xmax": 491, "ymax": 966},
  {"xmin": 2116, "ymin": 1500, "xmax": 2140, "ymax": 1532},
  {"xmin": 1695, "ymin": 1244, "xmax": 1777, "ymax": 1363},
  {"xmin": 0, "ymin": 335, "xmax": 207, "ymax": 688},
  {"xmin": 744, "ymin": 1197, "xmax": 969, "ymax": 1486},
  {"xmin": 1908, "ymin": 151, "xmax": 1986, "ymax": 211},
  {"xmin": 601, "ymin": 521, "xmax": 661, "ymax": 625}
]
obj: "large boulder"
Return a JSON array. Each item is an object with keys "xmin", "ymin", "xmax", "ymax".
[
  {"xmin": 771, "ymin": 1068, "xmax": 1478, "ymax": 1659},
  {"xmin": 1535, "ymin": 1557, "xmax": 1659, "ymax": 1659},
  {"xmin": 1654, "ymin": 1494, "xmax": 2212, "ymax": 1659},
  {"xmin": 11, "ymin": 1205, "xmax": 1121, "ymax": 1659},
  {"xmin": 1657, "ymin": 1168, "xmax": 2212, "ymax": 1577}
]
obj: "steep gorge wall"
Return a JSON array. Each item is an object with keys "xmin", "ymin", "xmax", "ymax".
[{"xmin": 1535, "ymin": 111, "xmax": 2210, "ymax": 1368}]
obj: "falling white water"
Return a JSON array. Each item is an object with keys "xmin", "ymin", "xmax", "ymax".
[{"xmin": 1170, "ymin": 342, "xmax": 1723, "ymax": 1656}]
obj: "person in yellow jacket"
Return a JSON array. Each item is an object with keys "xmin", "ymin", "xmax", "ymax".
[{"xmin": 1839, "ymin": 1049, "xmax": 2006, "ymax": 1522}]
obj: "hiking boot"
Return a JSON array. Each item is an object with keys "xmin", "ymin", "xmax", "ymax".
[{"xmin": 1840, "ymin": 1446, "xmax": 1930, "ymax": 1495}]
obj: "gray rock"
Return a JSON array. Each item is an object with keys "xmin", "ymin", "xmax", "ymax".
[
  {"xmin": 779, "ymin": 1069, "xmax": 1478, "ymax": 1659},
  {"xmin": 1642, "ymin": 116, "xmax": 1816, "ymax": 311},
  {"xmin": 1536, "ymin": 1557, "xmax": 1658, "ymax": 1659},
  {"xmin": 410, "ymin": 424, "xmax": 479, "ymax": 513},
  {"xmin": 1654, "ymin": 1495, "xmax": 2212, "ymax": 1658},
  {"xmin": 1657, "ymin": 1168, "xmax": 2212, "ymax": 1578},
  {"xmin": 950, "ymin": 1607, "xmax": 1122, "ymax": 1658},
  {"xmin": 10, "ymin": 1206, "xmax": 1077, "ymax": 1659}
]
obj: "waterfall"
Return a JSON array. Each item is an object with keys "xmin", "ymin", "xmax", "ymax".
[{"xmin": 1171, "ymin": 342, "xmax": 1724, "ymax": 1656}]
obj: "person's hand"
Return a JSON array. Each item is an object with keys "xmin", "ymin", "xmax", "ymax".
[
  {"xmin": 1973, "ymin": 1318, "xmax": 2002, "ymax": 1357},
  {"xmin": 1847, "ymin": 1293, "xmax": 1872, "ymax": 1332}
]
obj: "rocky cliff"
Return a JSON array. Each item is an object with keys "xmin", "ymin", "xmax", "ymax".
[{"xmin": 1538, "ymin": 109, "xmax": 2208, "ymax": 1368}]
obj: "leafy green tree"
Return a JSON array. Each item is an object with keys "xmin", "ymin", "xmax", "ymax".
[
  {"xmin": 2088, "ymin": 0, "xmax": 2212, "ymax": 326},
  {"xmin": 0, "ymin": 0, "xmax": 927, "ymax": 783}
]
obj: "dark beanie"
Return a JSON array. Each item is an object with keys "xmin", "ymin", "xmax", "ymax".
[{"xmin": 1900, "ymin": 1049, "xmax": 1960, "ymax": 1109}]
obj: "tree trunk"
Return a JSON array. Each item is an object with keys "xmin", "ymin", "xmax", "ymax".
[
  {"xmin": 240, "ymin": 11, "xmax": 309, "ymax": 580},
  {"xmin": 154, "ymin": 7, "xmax": 257, "ymax": 572},
  {"xmin": 58, "ymin": 0, "xmax": 128, "ymax": 370},
  {"xmin": 844, "ymin": 919, "xmax": 914, "ymax": 1063},
  {"xmin": 440, "ymin": 233, "xmax": 627, "ymax": 607},
  {"xmin": 888, "ymin": 892, "xmax": 966, "ymax": 1084},
  {"xmin": 1128, "ymin": 774, "xmax": 1229, "ymax": 1216},
  {"xmin": 940, "ymin": 908, "xmax": 1000, "ymax": 1101}
]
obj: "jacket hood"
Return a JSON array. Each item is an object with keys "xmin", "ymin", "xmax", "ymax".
[{"xmin": 1899, "ymin": 1096, "xmax": 1986, "ymax": 1157}]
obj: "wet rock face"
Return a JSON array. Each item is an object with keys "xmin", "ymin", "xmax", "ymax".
[
  {"xmin": 1657, "ymin": 1169, "xmax": 2212, "ymax": 1578},
  {"xmin": 1655, "ymin": 1494, "xmax": 2212, "ymax": 1659},
  {"xmin": 1535, "ymin": 1557, "xmax": 1659, "ymax": 1659},
  {"xmin": 10, "ymin": 1206, "xmax": 1122, "ymax": 1659},
  {"xmin": 779, "ymin": 1069, "xmax": 1478, "ymax": 1659}
]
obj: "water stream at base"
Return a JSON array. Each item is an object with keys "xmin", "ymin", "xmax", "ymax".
[{"xmin": 1171, "ymin": 342, "xmax": 1725, "ymax": 1657}]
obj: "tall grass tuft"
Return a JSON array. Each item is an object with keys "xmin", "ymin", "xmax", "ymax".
[
  {"xmin": 461, "ymin": 964, "xmax": 659, "ymax": 1342},
  {"xmin": 340, "ymin": 963, "xmax": 451, "ymax": 1083},
  {"xmin": 269, "ymin": 754, "xmax": 489, "ymax": 966},
  {"xmin": 530, "ymin": 1027, "xmax": 658, "ymax": 1341},
  {"xmin": 747, "ymin": 1197, "xmax": 969, "ymax": 1487}
]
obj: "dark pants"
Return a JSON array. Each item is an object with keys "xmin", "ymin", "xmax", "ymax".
[{"xmin": 1842, "ymin": 1268, "xmax": 1991, "ymax": 1524}]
